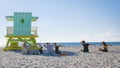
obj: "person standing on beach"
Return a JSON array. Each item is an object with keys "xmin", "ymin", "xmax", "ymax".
[
  {"xmin": 81, "ymin": 40, "xmax": 90, "ymax": 52},
  {"xmin": 44, "ymin": 42, "xmax": 54, "ymax": 56},
  {"xmin": 99, "ymin": 41, "xmax": 108, "ymax": 52}
]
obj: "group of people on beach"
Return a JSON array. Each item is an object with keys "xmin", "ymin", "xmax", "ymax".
[
  {"xmin": 80, "ymin": 40, "xmax": 111, "ymax": 53},
  {"xmin": 43, "ymin": 43, "xmax": 66, "ymax": 56},
  {"xmin": 22, "ymin": 42, "xmax": 66, "ymax": 56},
  {"xmin": 21, "ymin": 40, "xmax": 111, "ymax": 56}
]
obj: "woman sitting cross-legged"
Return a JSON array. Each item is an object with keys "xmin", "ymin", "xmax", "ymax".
[
  {"xmin": 54, "ymin": 43, "xmax": 62, "ymax": 54},
  {"xmin": 99, "ymin": 41, "xmax": 109, "ymax": 52},
  {"xmin": 53, "ymin": 43, "xmax": 67, "ymax": 56}
]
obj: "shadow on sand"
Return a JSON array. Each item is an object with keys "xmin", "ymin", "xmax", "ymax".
[
  {"xmin": 89, "ymin": 50, "xmax": 120, "ymax": 54},
  {"xmin": 11, "ymin": 50, "xmax": 78, "ymax": 57},
  {"xmin": 110, "ymin": 51, "xmax": 120, "ymax": 53}
]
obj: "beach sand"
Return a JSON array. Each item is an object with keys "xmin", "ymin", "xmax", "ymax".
[{"xmin": 0, "ymin": 46, "xmax": 120, "ymax": 68}]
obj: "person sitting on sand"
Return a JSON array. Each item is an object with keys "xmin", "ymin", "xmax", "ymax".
[
  {"xmin": 54, "ymin": 43, "xmax": 61, "ymax": 54},
  {"xmin": 53, "ymin": 43, "xmax": 67, "ymax": 56},
  {"xmin": 38, "ymin": 43, "xmax": 43, "ymax": 54},
  {"xmin": 81, "ymin": 40, "xmax": 90, "ymax": 52},
  {"xmin": 22, "ymin": 42, "xmax": 29, "ymax": 54},
  {"xmin": 99, "ymin": 41, "xmax": 109, "ymax": 52},
  {"xmin": 44, "ymin": 42, "xmax": 54, "ymax": 56}
]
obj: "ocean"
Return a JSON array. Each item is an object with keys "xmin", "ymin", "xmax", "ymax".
[
  {"xmin": 38, "ymin": 42, "xmax": 120, "ymax": 47},
  {"xmin": 0, "ymin": 42, "xmax": 120, "ymax": 47}
]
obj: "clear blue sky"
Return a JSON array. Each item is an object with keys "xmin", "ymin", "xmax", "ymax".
[{"xmin": 0, "ymin": 0, "xmax": 120, "ymax": 46}]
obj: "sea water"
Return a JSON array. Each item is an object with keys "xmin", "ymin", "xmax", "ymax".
[
  {"xmin": 1, "ymin": 42, "xmax": 120, "ymax": 47},
  {"xmin": 38, "ymin": 42, "xmax": 120, "ymax": 47}
]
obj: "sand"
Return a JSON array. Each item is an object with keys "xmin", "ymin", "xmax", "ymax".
[{"xmin": 0, "ymin": 46, "xmax": 120, "ymax": 68}]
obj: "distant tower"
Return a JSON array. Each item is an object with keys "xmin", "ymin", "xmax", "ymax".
[{"xmin": 5, "ymin": 12, "xmax": 39, "ymax": 49}]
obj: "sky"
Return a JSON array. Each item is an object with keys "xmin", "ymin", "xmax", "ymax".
[{"xmin": 0, "ymin": 0, "xmax": 120, "ymax": 47}]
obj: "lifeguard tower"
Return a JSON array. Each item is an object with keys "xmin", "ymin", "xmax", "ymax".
[{"xmin": 4, "ymin": 12, "xmax": 39, "ymax": 50}]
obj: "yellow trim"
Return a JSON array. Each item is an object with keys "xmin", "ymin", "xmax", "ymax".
[
  {"xmin": 5, "ymin": 36, "xmax": 39, "ymax": 38},
  {"xmin": 6, "ymin": 16, "xmax": 14, "ymax": 21},
  {"xmin": 32, "ymin": 17, "xmax": 39, "ymax": 22}
]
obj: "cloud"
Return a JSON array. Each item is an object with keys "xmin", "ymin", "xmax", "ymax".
[
  {"xmin": 78, "ymin": 30, "xmax": 120, "ymax": 42},
  {"xmin": 92, "ymin": 30, "xmax": 120, "ymax": 42}
]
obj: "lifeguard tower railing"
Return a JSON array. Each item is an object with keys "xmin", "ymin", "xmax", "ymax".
[{"xmin": 7, "ymin": 26, "xmax": 38, "ymax": 36}]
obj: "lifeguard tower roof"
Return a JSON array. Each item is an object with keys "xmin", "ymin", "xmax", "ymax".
[{"xmin": 6, "ymin": 12, "xmax": 38, "ymax": 22}]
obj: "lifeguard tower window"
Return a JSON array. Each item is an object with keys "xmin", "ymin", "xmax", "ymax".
[{"xmin": 21, "ymin": 19, "xmax": 24, "ymax": 24}]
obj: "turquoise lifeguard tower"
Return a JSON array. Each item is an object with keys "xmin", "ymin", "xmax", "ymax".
[{"xmin": 4, "ymin": 12, "xmax": 39, "ymax": 50}]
